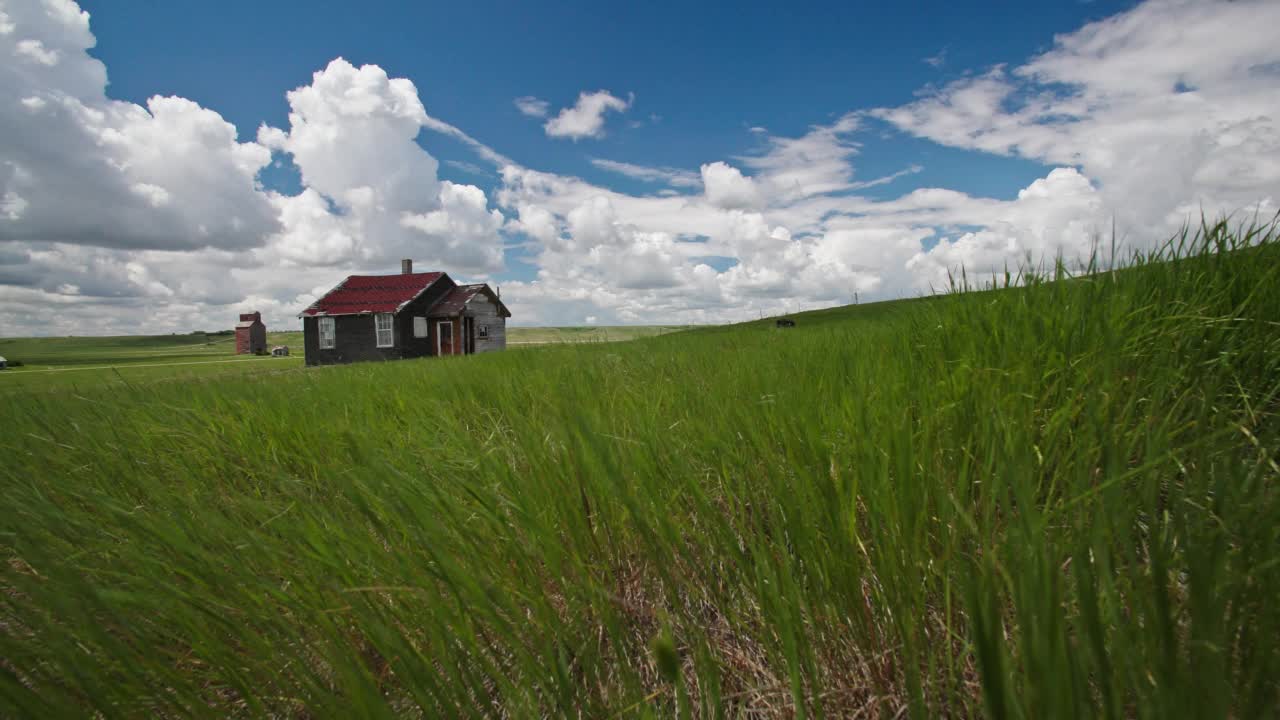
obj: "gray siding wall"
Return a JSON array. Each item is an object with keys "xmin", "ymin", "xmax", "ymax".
[
  {"xmin": 302, "ymin": 314, "xmax": 402, "ymax": 366},
  {"xmin": 465, "ymin": 294, "xmax": 507, "ymax": 352}
]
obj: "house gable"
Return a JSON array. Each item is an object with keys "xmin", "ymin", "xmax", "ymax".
[{"xmin": 427, "ymin": 283, "xmax": 511, "ymax": 318}]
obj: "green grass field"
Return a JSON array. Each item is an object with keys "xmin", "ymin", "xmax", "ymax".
[
  {"xmin": 0, "ymin": 326, "xmax": 679, "ymax": 394},
  {"xmin": 0, "ymin": 331, "xmax": 306, "ymax": 394},
  {"xmin": 2, "ymin": 221, "xmax": 1278, "ymax": 717},
  {"xmin": 507, "ymin": 325, "xmax": 687, "ymax": 345}
]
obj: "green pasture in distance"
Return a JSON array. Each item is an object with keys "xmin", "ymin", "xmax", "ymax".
[{"xmin": 0, "ymin": 327, "xmax": 681, "ymax": 393}]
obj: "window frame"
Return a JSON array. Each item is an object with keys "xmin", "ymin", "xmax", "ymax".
[
  {"xmin": 413, "ymin": 316, "xmax": 428, "ymax": 338},
  {"xmin": 478, "ymin": 324, "xmax": 488, "ymax": 339},
  {"xmin": 318, "ymin": 316, "xmax": 336, "ymax": 349},
  {"xmin": 374, "ymin": 313, "xmax": 395, "ymax": 348}
]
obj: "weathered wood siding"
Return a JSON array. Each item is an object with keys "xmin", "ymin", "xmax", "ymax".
[
  {"xmin": 465, "ymin": 294, "xmax": 507, "ymax": 352},
  {"xmin": 302, "ymin": 276, "xmax": 457, "ymax": 366},
  {"xmin": 302, "ymin": 314, "xmax": 396, "ymax": 366}
]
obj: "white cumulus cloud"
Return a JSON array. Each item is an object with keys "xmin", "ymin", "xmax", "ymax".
[
  {"xmin": 701, "ymin": 162, "xmax": 761, "ymax": 209},
  {"xmin": 0, "ymin": 5, "xmax": 507, "ymax": 335},
  {"xmin": 0, "ymin": 0, "xmax": 279, "ymax": 252},
  {"xmin": 543, "ymin": 90, "xmax": 632, "ymax": 140},
  {"xmin": 256, "ymin": 58, "xmax": 505, "ymax": 274}
]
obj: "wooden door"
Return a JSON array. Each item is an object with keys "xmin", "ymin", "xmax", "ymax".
[{"xmin": 436, "ymin": 320, "xmax": 454, "ymax": 355}]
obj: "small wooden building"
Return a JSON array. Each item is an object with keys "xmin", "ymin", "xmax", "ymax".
[
  {"xmin": 298, "ymin": 259, "xmax": 511, "ymax": 367},
  {"xmin": 0, "ymin": 356, "xmax": 7, "ymax": 371},
  {"xmin": 271, "ymin": 346, "xmax": 289, "ymax": 357},
  {"xmin": 235, "ymin": 312, "xmax": 267, "ymax": 355}
]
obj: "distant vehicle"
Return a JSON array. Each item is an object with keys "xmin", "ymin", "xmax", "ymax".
[{"xmin": 776, "ymin": 318, "xmax": 796, "ymax": 328}]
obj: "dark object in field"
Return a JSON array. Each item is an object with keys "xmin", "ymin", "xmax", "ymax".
[
  {"xmin": 271, "ymin": 346, "xmax": 289, "ymax": 357},
  {"xmin": 235, "ymin": 312, "xmax": 268, "ymax": 355},
  {"xmin": 298, "ymin": 258, "xmax": 512, "ymax": 366},
  {"xmin": 0, "ymin": 355, "xmax": 6, "ymax": 370},
  {"xmin": 776, "ymin": 318, "xmax": 796, "ymax": 328}
]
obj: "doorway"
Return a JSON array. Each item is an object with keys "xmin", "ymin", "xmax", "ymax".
[{"xmin": 436, "ymin": 320, "xmax": 453, "ymax": 355}]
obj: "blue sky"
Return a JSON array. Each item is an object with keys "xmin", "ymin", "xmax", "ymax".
[
  {"xmin": 82, "ymin": 0, "xmax": 1127, "ymax": 203},
  {"xmin": 2, "ymin": 0, "xmax": 1277, "ymax": 332}
]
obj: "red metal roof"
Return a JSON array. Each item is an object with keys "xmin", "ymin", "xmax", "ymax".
[{"xmin": 301, "ymin": 271, "xmax": 444, "ymax": 316}]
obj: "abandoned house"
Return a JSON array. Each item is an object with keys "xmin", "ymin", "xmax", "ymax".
[
  {"xmin": 298, "ymin": 259, "xmax": 510, "ymax": 367},
  {"xmin": 235, "ymin": 311, "xmax": 268, "ymax": 354}
]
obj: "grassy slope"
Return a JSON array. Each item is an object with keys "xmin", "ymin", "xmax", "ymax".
[{"xmin": 2, "ymin": 223, "xmax": 1279, "ymax": 717}]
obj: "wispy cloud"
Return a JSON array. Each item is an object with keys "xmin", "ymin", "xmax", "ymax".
[
  {"xmin": 420, "ymin": 114, "xmax": 512, "ymax": 167},
  {"xmin": 589, "ymin": 158, "xmax": 701, "ymax": 188},
  {"xmin": 514, "ymin": 96, "xmax": 549, "ymax": 118},
  {"xmin": 445, "ymin": 160, "xmax": 491, "ymax": 177},
  {"xmin": 874, "ymin": 0, "xmax": 1280, "ymax": 229},
  {"xmin": 849, "ymin": 164, "xmax": 924, "ymax": 190}
]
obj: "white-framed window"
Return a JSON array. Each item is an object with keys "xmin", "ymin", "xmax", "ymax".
[
  {"xmin": 318, "ymin": 316, "xmax": 336, "ymax": 349},
  {"xmin": 413, "ymin": 316, "xmax": 428, "ymax": 338},
  {"xmin": 478, "ymin": 324, "xmax": 488, "ymax": 338},
  {"xmin": 375, "ymin": 313, "xmax": 395, "ymax": 348}
]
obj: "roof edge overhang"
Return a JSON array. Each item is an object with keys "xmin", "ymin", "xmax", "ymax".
[
  {"xmin": 395, "ymin": 272, "xmax": 451, "ymax": 314},
  {"xmin": 422, "ymin": 282, "xmax": 512, "ymax": 318},
  {"xmin": 296, "ymin": 309, "xmax": 382, "ymax": 318},
  {"xmin": 297, "ymin": 275, "xmax": 351, "ymax": 318}
]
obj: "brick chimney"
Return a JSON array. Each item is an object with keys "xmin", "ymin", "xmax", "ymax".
[{"xmin": 401, "ymin": 258, "xmax": 413, "ymax": 274}]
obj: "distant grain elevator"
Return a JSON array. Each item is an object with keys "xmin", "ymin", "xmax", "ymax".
[{"xmin": 235, "ymin": 312, "xmax": 267, "ymax": 355}]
